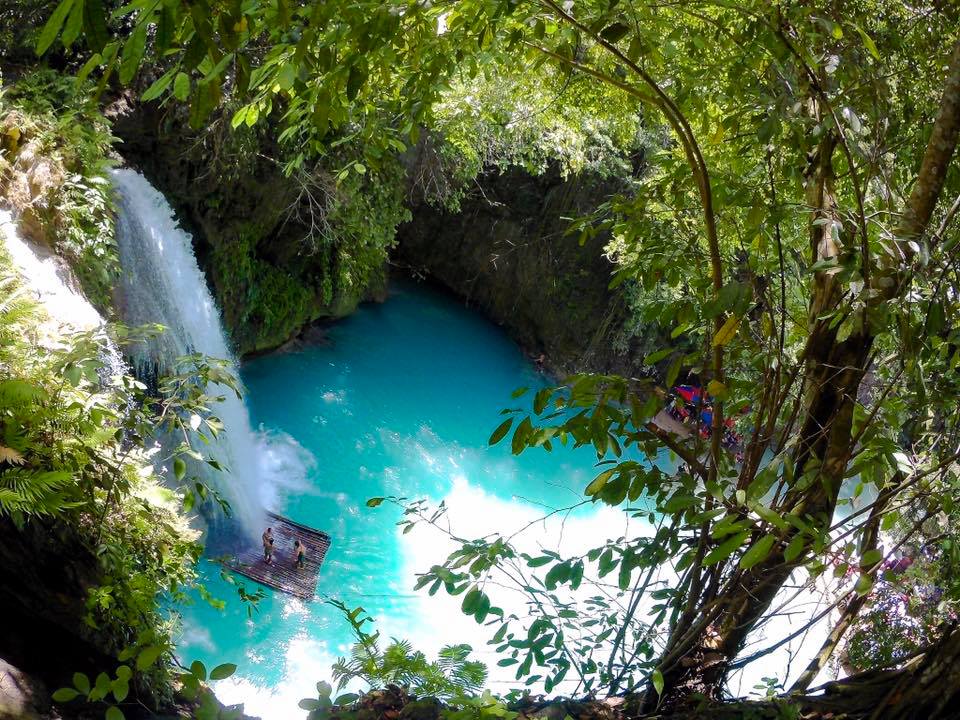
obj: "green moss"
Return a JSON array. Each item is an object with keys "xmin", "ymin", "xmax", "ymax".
[
  {"xmin": 0, "ymin": 71, "xmax": 118, "ymax": 313},
  {"xmin": 326, "ymin": 156, "xmax": 411, "ymax": 295},
  {"xmin": 210, "ymin": 230, "xmax": 314, "ymax": 352}
]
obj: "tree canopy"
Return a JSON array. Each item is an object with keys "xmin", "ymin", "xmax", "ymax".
[{"xmin": 29, "ymin": 0, "xmax": 960, "ymax": 715}]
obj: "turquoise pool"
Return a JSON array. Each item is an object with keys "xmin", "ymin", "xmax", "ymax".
[{"xmin": 175, "ymin": 279, "xmax": 640, "ymax": 716}]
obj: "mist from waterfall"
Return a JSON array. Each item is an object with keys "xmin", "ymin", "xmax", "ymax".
[{"xmin": 111, "ymin": 168, "xmax": 265, "ymax": 541}]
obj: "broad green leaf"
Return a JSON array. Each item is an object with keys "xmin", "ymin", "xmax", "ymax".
[
  {"xmin": 62, "ymin": 0, "xmax": 85, "ymax": 48},
  {"xmin": 739, "ymin": 534, "xmax": 776, "ymax": 570},
  {"xmin": 210, "ymin": 663, "xmax": 237, "ymax": 680},
  {"xmin": 854, "ymin": 24, "xmax": 881, "ymax": 60},
  {"xmin": 489, "ymin": 418, "xmax": 513, "ymax": 445},
  {"xmin": 112, "ymin": 678, "xmax": 129, "ymax": 703},
  {"xmin": 461, "ymin": 587, "xmax": 482, "ymax": 614},
  {"xmin": 643, "ymin": 348, "xmax": 673, "ymax": 365},
  {"xmin": 119, "ymin": 20, "xmax": 148, "ymax": 84},
  {"xmin": 534, "ymin": 387, "xmax": 551, "ymax": 414},
  {"xmin": 52, "ymin": 687, "xmax": 80, "ymax": 702},
  {"xmin": 703, "ymin": 531, "xmax": 750, "ymax": 565},
  {"xmin": 511, "ymin": 416, "xmax": 532, "ymax": 455},
  {"xmin": 73, "ymin": 672, "xmax": 91, "ymax": 693},
  {"xmin": 526, "ymin": 555, "xmax": 553, "ymax": 567},
  {"xmin": 651, "ymin": 668, "xmax": 664, "ymax": 696},
  {"xmin": 545, "ymin": 561, "xmax": 571, "ymax": 589},
  {"xmin": 784, "ymin": 535, "xmax": 805, "ymax": 563},
  {"xmin": 712, "ymin": 315, "xmax": 740, "ymax": 347},
  {"xmin": 36, "ymin": 0, "xmax": 75, "ymax": 55},
  {"xmin": 141, "ymin": 68, "xmax": 177, "ymax": 102},
  {"xmin": 585, "ymin": 469, "xmax": 614, "ymax": 496},
  {"xmin": 136, "ymin": 645, "xmax": 163, "ymax": 671},
  {"xmin": 752, "ymin": 503, "xmax": 790, "ymax": 532},
  {"xmin": 174, "ymin": 72, "xmax": 191, "ymax": 101},
  {"xmin": 474, "ymin": 592, "xmax": 491, "ymax": 622},
  {"xmin": 83, "ymin": 0, "xmax": 109, "ymax": 53},
  {"xmin": 76, "ymin": 52, "xmax": 103, "ymax": 86},
  {"xmin": 665, "ymin": 356, "xmax": 682, "ymax": 387}
]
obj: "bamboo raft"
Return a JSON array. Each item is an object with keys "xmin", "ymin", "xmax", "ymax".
[{"xmin": 224, "ymin": 512, "xmax": 331, "ymax": 599}]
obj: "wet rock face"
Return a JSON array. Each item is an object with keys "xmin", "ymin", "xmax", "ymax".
[
  {"xmin": 110, "ymin": 98, "xmax": 644, "ymax": 372},
  {"xmin": 0, "ymin": 517, "xmax": 118, "ymax": 703},
  {"xmin": 108, "ymin": 99, "xmax": 379, "ymax": 357},
  {"xmin": 395, "ymin": 167, "xmax": 641, "ymax": 376},
  {"xmin": 0, "ymin": 657, "xmax": 49, "ymax": 720}
]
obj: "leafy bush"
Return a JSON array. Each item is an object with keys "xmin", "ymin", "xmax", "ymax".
[
  {"xmin": 326, "ymin": 600, "xmax": 487, "ymax": 701},
  {"xmin": 0, "ymin": 259, "xmax": 254, "ymax": 712},
  {"xmin": 0, "ymin": 70, "xmax": 118, "ymax": 310},
  {"xmin": 427, "ymin": 67, "xmax": 645, "ymax": 210}
]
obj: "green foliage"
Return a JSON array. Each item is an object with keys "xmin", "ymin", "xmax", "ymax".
[
  {"xmin": 321, "ymin": 600, "xmax": 487, "ymax": 701},
  {"xmin": 0, "ymin": 70, "xmax": 118, "ymax": 310},
  {"xmin": 396, "ymin": 490, "xmax": 667, "ymax": 695},
  {"xmin": 415, "ymin": 67, "xmax": 646, "ymax": 210},
  {"xmin": 0, "ymin": 259, "xmax": 253, "ymax": 709},
  {"xmin": 53, "ymin": 655, "xmax": 241, "ymax": 720},
  {"xmin": 52, "ymin": 664, "xmax": 134, "ymax": 719},
  {"xmin": 207, "ymin": 148, "xmax": 408, "ymax": 348},
  {"xmin": 29, "ymin": 0, "xmax": 960, "ymax": 705},
  {"xmin": 0, "ymin": 265, "xmax": 193, "ymax": 701},
  {"xmin": 325, "ymin": 154, "xmax": 411, "ymax": 297},
  {"xmin": 846, "ymin": 510, "xmax": 960, "ymax": 671},
  {"xmin": 0, "ymin": 1, "xmax": 58, "ymax": 62},
  {"xmin": 210, "ymin": 231, "xmax": 313, "ymax": 349}
]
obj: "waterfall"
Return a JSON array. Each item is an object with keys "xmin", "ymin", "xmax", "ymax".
[{"xmin": 111, "ymin": 168, "xmax": 264, "ymax": 542}]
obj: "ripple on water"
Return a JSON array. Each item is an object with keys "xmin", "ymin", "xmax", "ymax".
[{"xmin": 177, "ymin": 280, "xmax": 657, "ymax": 715}]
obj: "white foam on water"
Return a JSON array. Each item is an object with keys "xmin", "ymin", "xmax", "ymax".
[
  {"xmin": 255, "ymin": 429, "xmax": 318, "ymax": 510},
  {"xmin": 212, "ymin": 634, "xmax": 346, "ymax": 718},
  {"xmin": 0, "ymin": 209, "xmax": 103, "ymax": 332}
]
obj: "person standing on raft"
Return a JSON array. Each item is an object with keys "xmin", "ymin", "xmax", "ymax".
[
  {"xmin": 293, "ymin": 539, "xmax": 306, "ymax": 570},
  {"xmin": 262, "ymin": 527, "xmax": 274, "ymax": 564}
]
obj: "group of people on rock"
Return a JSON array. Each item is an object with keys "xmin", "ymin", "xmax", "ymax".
[
  {"xmin": 261, "ymin": 527, "xmax": 306, "ymax": 570},
  {"xmin": 666, "ymin": 384, "xmax": 746, "ymax": 456}
]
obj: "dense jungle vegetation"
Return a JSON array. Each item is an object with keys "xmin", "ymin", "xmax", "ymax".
[{"xmin": 2, "ymin": 0, "xmax": 960, "ymax": 719}]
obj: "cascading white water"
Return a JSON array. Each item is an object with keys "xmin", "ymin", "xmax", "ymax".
[
  {"xmin": 1, "ymin": 209, "xmax": 127, "ymax": 383},
  {"xmin": 111, "ymin": 168, "xmax": 264, "ymax": 541}
]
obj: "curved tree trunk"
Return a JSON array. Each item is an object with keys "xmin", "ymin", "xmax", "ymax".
[
  {"xmin": 653, "ymin": 38, "xmax": 960, "ymax": 709},
  {"xmin": 787, "ymin": 625, "xmax": 960, "ymax": 720}
]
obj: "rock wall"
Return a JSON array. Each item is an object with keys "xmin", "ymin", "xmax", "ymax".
[
  {"xmin": 109, "ymin": 98, "xmax": 386, "ymax": 357},
  {"xmin": 396, "ymin": 167, "xmax": 642, "ymax": 376},
  {"xmin": 111, "ymin": 99, "xmax": 646, "ymax": 374},
  {"xmin": 0, "ymin": 517, "xmax": 119, "ymax": 701}
]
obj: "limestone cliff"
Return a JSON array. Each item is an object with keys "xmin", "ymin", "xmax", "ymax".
[
  {"xmin": 109, "ymin": 98, "xmax": 391, "ymax": 357},
  {"xmin": 396, "ymin": 167, "xmax": 644, "ymax": 376},
  {"xmin": 111, "ymin": 98, "xmax": 647, "ymax": 375}
]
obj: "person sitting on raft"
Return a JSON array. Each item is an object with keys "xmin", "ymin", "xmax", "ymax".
[
  {"xmin": 262, "ymin": 527, "xmax": 274, "ymax": 564},
  {"xmin": 292, "ymin": 539, "xmax": 306, "ymax": 570}
]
